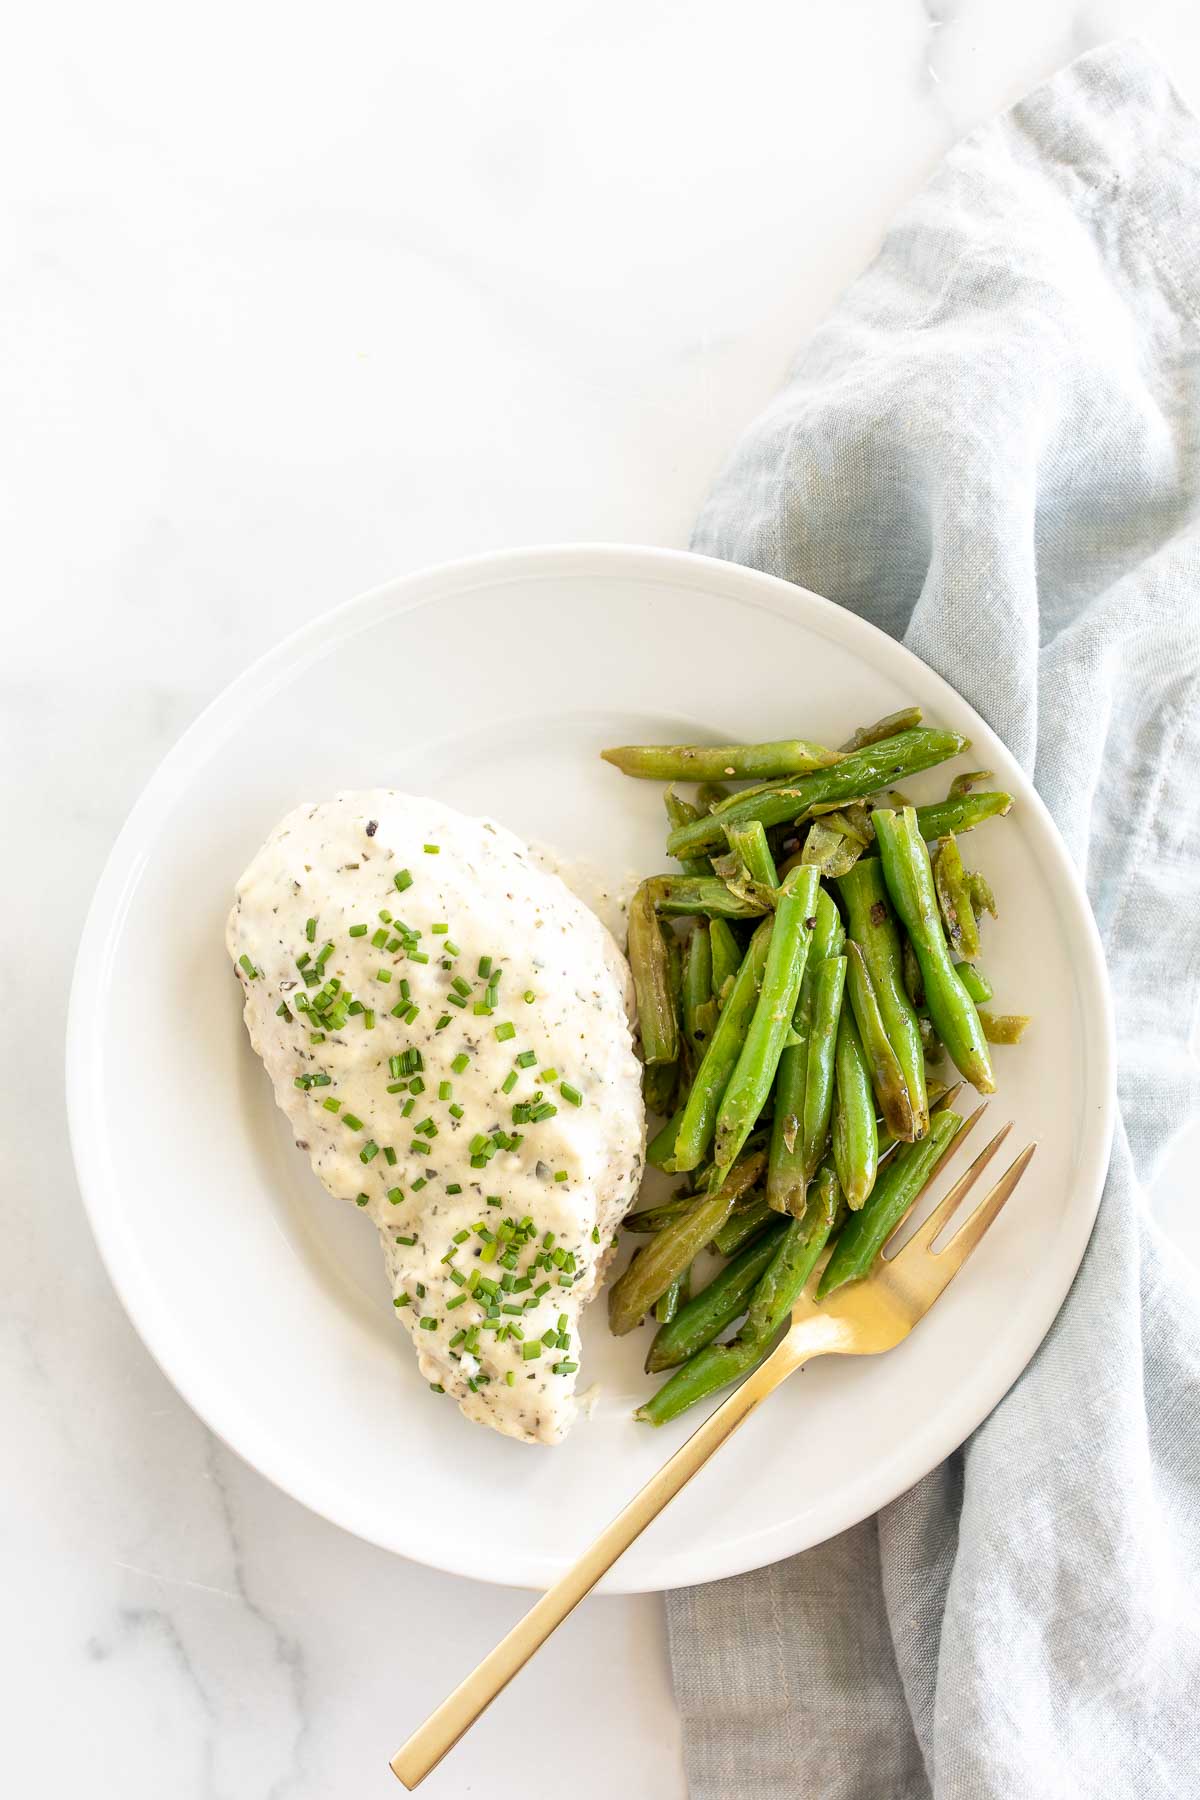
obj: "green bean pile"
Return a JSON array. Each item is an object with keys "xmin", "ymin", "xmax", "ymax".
[{"xmin": 601, "ymin": 710, "xmax": 1029, "ymax": 1426}]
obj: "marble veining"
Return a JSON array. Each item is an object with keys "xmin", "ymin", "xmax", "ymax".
[{"xmin": 7, "ymin": 1, "xmax": 1200, "ymax": 1794}]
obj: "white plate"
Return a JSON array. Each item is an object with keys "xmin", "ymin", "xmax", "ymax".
[{"xmin": 67, "ymin": 545, "xmax": 1114, "ymax": 1593}]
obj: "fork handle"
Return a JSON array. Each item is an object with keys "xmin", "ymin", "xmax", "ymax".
[{"xmin": 389, "ymin": 1336, "xmax": 801, "ymax": 1788}]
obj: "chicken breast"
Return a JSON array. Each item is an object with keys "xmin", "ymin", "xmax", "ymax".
[{"xmin": 227, "ymin": 791, "xmax": 645, "ymax": 1443}]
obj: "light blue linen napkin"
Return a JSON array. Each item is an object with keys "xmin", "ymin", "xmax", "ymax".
[{"xmin": 668, "ymin": 41, "xmax": 1200, "ymax": 1800}]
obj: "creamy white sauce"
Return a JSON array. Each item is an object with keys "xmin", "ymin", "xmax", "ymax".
[{"xmin": 227, "ymin": 792, "xmax": 645, "ymax": 1444}]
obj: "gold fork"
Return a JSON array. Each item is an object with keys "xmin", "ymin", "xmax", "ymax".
[{"xmin": 390, "ymin": 1110, "xmax": 1035, "ymax": 1789}]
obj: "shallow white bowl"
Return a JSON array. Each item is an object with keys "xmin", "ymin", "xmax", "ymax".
[{"xmin": 67, "ymin": 545, "xmax": 1114, "ymax": 1593}]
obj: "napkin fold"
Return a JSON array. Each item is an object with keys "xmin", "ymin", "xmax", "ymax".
[{"xmin": 668, "ymin": 41, "xmax": 1200, "ymax": 1799}]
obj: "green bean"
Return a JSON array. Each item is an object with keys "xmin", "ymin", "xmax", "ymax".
[
  {"xmin": 636, "ymin": 1160, "xmax": 842, "ymax": 1425},
  {"xmin": 875, "ymin": 1077, "xmax": 953, "ymax": 1159},
  {"xmin": 608, "ymin": 1150, "xmax": 765, "ymax": 1334},
  {"xmin": 642, "ymin": 1061, "xmax": 678, "ymax": 1119},
  {"xmin": 838, "ymin": 857, "xmax": 927, "ymax": 1140},
  {"xmin": 726, "ymin": 819, "xmax": 779, "ymax": 889},
  {"xmin": 913, "ymin": 791, "xmax": 1012, "ymax": 840},
  {"xmin": 873, "ymin": 809, "xmax": 995, "ymax": 1094},
  {"xmin": 709, "ymin": 918, "xmax": 741, "ymax": 1003},
  {"xmin": 844, "ymin": 941, "xmax": 915, "ymax": 1141},
  {"xmin": 766, "ymin": 889, "xmax": 842, "ymax": 1216},
  {"xmin": 711, "ymin": 866, "xmax": 821, "ymax": 1186},
  {"xmin": 932, "ymin": 832, "xmax": 981, "ymax": 960},
  {"xmin": 696, "ymin": 781, "xmax": 732, "ymax": 812},
  {"xmin": 665, "ymin": 729, "xmax": 969, "ymax": 859},
  {"xmin": 977, "ymin": 1010, "xmax": 1031, "ymax": 1045},
  {"xmin": 664, "ymin": 789, "xmax": 713, "ymax": 878},
  {"xmin": 682, "ymin": 925, "xmax": 714, "ymax": 1062},
  {"xmin": 602, "ymin": 739, "xmax": 844, "ymax": 781},
  {"xmin": 800, "ymin": 818, "xmax": 865, "ymax": 878},
  {"xmin": 671, "ymin": 918, "xmax": 774, "ymax": 1172},
  {"xmin": 968, "ymin": 870, "xmax": 998, "ymax": 919},
  {"xmin": 954, "ymin": 961, "xmax": 993, "ymax": 1004},
  {"xmin": 902, "ymin": 936, "xmax": 924, "ymax": 1009},
  {"xmin": 713, "ymin": 1189, "xmax": 773, "ymax": 1256},
  {"xmin": 833, "ymin": 1004, "xmax": 877, "ymax": 1210},
  {"xmin": 648, "ymin": 874, "xmax": 774, "ymax": 920},
  {"xmin": 801, "ymin": 954, "xmax": 846, "ymax": 1181},
  {"xmin": 622, "ymin": 1191, "xmax": 703, "ymax": 1232},
  {"xmin": 647, "ymin": 1094, "xmax": 683, "ymax": 1166},
  {"xmin": 654, "ymin": 1275, "xmax": 682, "ymax": 1324},
  {"xmin": 766, "ymin": 977, "xmax": 812, "ymax": 1217},
  {"xmin": 948, "ymin": 769, "xmax": 994, "ymax": 797},
  {"xmin": 645, "ymin": 1224, "xmax": 787, "ymax": 1371},
  {"xmin": 817, "ymin": 1108, "xmax": 962, "ymax": 1298},
  {"xmin": 840, "ymin": 707, "xmax": 923, "ymax": 752},
  {"xmin": 628, "ymin": 881, "xmax": 679, "ymax": 1066}
]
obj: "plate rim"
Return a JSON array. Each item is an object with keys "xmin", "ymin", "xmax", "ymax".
[{"xmin": 66, "ymin": 542, "xmax": 1116, "ymax": 1592}]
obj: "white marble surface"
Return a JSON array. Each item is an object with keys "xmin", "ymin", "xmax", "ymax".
[{"xmin": 7, "ymin": 3, "xmax": 1200, "ymax": 1794}]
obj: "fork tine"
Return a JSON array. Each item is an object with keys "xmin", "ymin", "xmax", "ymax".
[
  {"xmin": 931, "ymin": 1081, "xmax": 964, "ymax": 1114},
  {"xmin": 893, "ymin": 1120, "xmax": 1013, "ymax": 1261},
  {"xmin": 881, "ymin": 1102, "xmax": 989, "ymax": 1258},
  {"xmin": 933, "ymin": 1143, "xmax": 1037, "ymax": 1276}
]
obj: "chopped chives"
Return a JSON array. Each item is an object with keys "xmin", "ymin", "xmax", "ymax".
[
  {"xmin": 423, "ymin": 844, "xmax": 439, "ymax": 854},
  {"xmin": 560, "ymin": 1083, "xmax": 583, "ymax": 1107},
  {"xmin": 419, "ymin": 1316, "xmax": 437, "ymax": 1331},
  {"xmin": 342, "ymin": 1112, "xmax": 364, "ymax": 1131},
  {"xmin": 305, "ymin": 917, "xmax": 317, "ymax": 942},
  {"xmin": 402, "ymin": 1099, "xmax": 415, "ymax": 1117},
  {"xmin": 521, "ymin": 1342, "xmax": 542, "ymax": 1361},
  {"xmin": 438, "ymin": 1081, "xmax": 452, "ymax": 1101},
  {"xmin": 501, "ymin": 1071, "xmax": 518, "ymax": 1095},
  {"xmin": 408, "ymin": 950, "xmax": 430, "ymax": 965},
  {"xmin": 386, "ymin": 1080, "xmax": 408, "ymax": 1094},
  {"xmin": 379, "ymin": 908, "xmax": 393, "ymax": 923},
  {"xmin": 451, "ymin": 976, "xmax": 471, "ymax": 997},
  {"xmin": 473, "ymin": 1001, "xmax": 492, "ymax": 1017},
  {"xmin": 553, "ymin": 1360, "xmax": 578, "ymax": 1375},
  {"xmin": 384, "ymin": 1146, "xmax": 397, "ymax": 1166},
  {"xmin": 451, "ymin": 1053, "xmax": 470, "ymax": 1074},
  {"xmin": 388, "ymin": 1188, "xmax": 404, "ymax": 1205},
  {"xmin": 432, "ymin": 923, "xmax": 448, "ymax": 935},
  {"xmin": 395, "ymin": 1233, "xmax": 417, "ymax": 1245},
  {"xmin": 349, "ymin": 923, "xmax": 368, "ymax": 938},
  {"xmin": 554, "ymin": 1170, "xmax": 568, "ymax": 1182},
  {"xmin": 322, "ymin": 1097, "xmax": 341, "ymax": 1113},
  {"xmin": 516, "ymin": 1050, "xmax": 536, "ymax": 1068},
  {"xmin": 371, "ymin": 928, "xmax": 388, "ymax": 949},
  {"xmin": 445, "ymin": 940, "xmax": 460, "ymax": 955},
  {"xmin": 408, "ymin": 1076, "xmax": 425, "ymax": 1095},
  {"xmin": 446, "ymin": 1182, "xmax": 462, "ymax": 1195},
  {"xmin": 309, "ymin": 1031, "xmax": 325, "ymax": 1045},
  {"xmin": 495, "ymin": 1021, "xmax": 516, "ymax": 1043},
  {"xmin": 447, "ymin": 994, "xmax": 467, "ymax": 1009},
  {"xmin": 435, "ymin": 1013, "xmax": 452, "ymax": 1030},
  {"xmin": 238, "ymin": 954, "xmax": 260, "ymax": 980},
  {"xmin": 410, "ymin": 1140, "xmax": 430, "ymax": 1156},
  {"xmin": 355, "ymin": 1194, "xmax": 369, "ymax": 1207},
  {"xmin": 540, "ymin": 1068, "xmax": 558, "ymax": 1082},
  {"xmin": 363, "ymin": 1010, "xmax": 375, "ymax": 1029},
  {"xmin": 360, "ymin": 1140, "xmax": 380, "ymax": 1164},
  {"xmin": 524, "ymin": 990, "xmax": 535, "ymax": 1003},
  {"xmin": 446, "ymin": 1294, "xmax": 467, "ymax": 1311},
  {"xmin": 315, "ymin": 941, "xmax": 335, "ymax": 967},
  {"xmin": 375, "ymin": 968, "xmax": 392, "ymax": 983},
  {"xmin": 478, "ymin": 955, "xmax": 493, "ymax": 978},
  {"xmin": 411, "ymin": 1177, "xmax": 427, "ymax": 1191},
  {"xmin": 394, "ymin": 870, "xmax": 413, "ymax": 892},
  {"xmin": 449, "ymin": 1103, "xmax": 464, "ymax": 1119},
  {"xmin": 393, "ymin": 1294, "xmax": 410, "ymax": 1307},
  {"xmin": 389, "ymin": 1054, "xmax": 403, "ymax": 1078}
]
